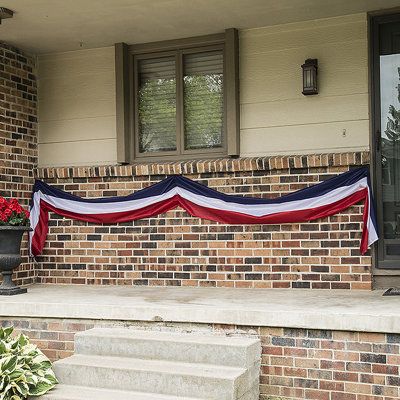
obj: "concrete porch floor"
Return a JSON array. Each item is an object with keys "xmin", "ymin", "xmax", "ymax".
[{"xmin": 0, "ymin": 285, "xmax": 399, "ymax": 333}]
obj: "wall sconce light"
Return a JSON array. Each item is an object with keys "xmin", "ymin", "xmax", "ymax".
[
  {"xmin": 0, "ymin": 7, "xmax": 13, "ymax": 24},
  {"xmin": 301, "ymin": 59, "xmax": 318, "ymax": 95}
]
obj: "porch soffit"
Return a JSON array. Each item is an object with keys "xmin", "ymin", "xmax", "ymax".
[{"xmin": 1, "ymin": 0, "xmax": 400, "ymax": 54}]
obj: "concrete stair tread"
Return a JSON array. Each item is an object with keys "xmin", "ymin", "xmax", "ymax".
[
  {"xmin": 40, "ymin": 384, "xmax": 203, "ymax": 400},
  {"xmin": 55, "ymin": 353, "xmax": 246, "ymax": 379},
  {"xmin": 75, "ymin": 328, "xmax": 261, "ymax": 369},
  {"xmin": 77, "ymin": 328, "xmax": 259, "ymax": 347}
]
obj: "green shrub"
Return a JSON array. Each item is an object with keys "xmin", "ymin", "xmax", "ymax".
[{"xmin": 0, "ymin": 326, "xmax": 58, "ymax": 399}]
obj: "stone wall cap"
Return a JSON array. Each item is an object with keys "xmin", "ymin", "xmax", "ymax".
[
  {"xmin": 35, "ymin": 151, "xmax": 370, "ymax": 179},
  {"xmin": 1, "ymin": 284, "xmax": 397, "ymax": 333}
]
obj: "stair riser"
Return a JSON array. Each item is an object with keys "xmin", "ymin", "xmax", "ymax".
[
  {"xmin": 75, "ymin": 335, "xmax": 260, "ymax": 368},
  {"xmin": 34, "ymin": 395, "xmax": 75, "ymax": 400},
  {"xmin": 36, "ymin": 384, "xmax": 211, "ymax": 400},
  {"xmin": 54, "ymin": 364, "xmax": 258, "ymax": 400},
  {"xmin": 238, "ymin": 386, "xmax": 259, "ymax": 400},
  {"xmin": 38, "ymin": 392, "xmax": 199, "ymax": 400}
]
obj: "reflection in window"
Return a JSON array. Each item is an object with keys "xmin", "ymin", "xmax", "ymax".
[
  {"xmin": 380, "ymin": 54, "xmax": 400, "ymax": 239},
  {"xmin": 183, "ymin": 51, "xmax": 224, "ymax": 150},
  {"xmin": 138, "ymin": 57, "xmax": 177, "ymax": 153},
  {"xmin": 381, "ymin": 156, "xmax": 392, "ymax": 185}
]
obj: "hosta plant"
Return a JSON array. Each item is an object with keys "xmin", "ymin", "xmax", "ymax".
[{"xmin": 0, "ymin": 326, "xmax": 58, "ymax": 399}]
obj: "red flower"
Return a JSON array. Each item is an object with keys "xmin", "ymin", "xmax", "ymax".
[
  {"xmin": 0, "ymin": 197, "xmax": 8, "ymax": 211},
  {"xmin": 0, "ymin": 197, "xmax": 30, "ymax": 226},
  {"xmin": 9, "ymin": 199, "xmax": 22, "ymax": 213}
]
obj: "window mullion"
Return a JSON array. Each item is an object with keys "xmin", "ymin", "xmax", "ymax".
[{"xmin": 176, "ymin": 50, "xmax": 184, "ymax": 154}]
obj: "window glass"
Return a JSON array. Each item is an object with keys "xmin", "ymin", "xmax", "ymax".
[
  {"xmin": 380, "ymin": 54, "xmax": 400, "ymax": 247},
  {"xmin": 183, "ymin": 50, "xmax": 224, "ymax": 150},
  {"xmin": 138, "ymin": 56, "xmax": 177, "ymax": 153}
]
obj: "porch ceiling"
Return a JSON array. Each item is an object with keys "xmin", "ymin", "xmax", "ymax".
[{"xmin": 1, "ymin": 0, "xmax": 400, "ymax": 54}]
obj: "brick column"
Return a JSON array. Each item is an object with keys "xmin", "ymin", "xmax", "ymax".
[{"xmin": 0, "ymin": 42, "xmax": 38, "ymax": 285}]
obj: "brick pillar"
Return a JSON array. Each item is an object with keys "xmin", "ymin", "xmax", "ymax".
[{"xmin": 0, "ymin": 42, "xmax": 38, "ymax": 285}]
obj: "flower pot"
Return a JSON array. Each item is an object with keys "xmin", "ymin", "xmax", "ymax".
[{"xmin": 0, "ymin": 226, "xmax": 31, "ymax": 295}]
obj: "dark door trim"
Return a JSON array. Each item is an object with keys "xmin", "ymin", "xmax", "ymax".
[{"xmin": 369, "ymin": 12, "xmax": 400, "ymax": 270}]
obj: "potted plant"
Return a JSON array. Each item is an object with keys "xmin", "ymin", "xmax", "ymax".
[
  {"xmin": 0, "ymin": 326, "xmax": 58, "ymax": 399},
  {"xmin": 0, "ymin": 196, "xmax": 31, "ymax": 295}
]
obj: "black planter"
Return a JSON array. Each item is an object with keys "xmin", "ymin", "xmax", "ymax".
[{"xmin": 0, "ymin": 226, "xmax": 30, "ymax": 295}]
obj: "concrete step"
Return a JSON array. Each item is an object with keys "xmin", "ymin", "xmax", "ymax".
[
  {"xmin": 75, "ymin": 328, "xmax": 261, "ymax": 368},
  {"xmin": 40, "ymin": 384, "xmax": 203, "ymax": 400},
  {"xmin": 53, "ymin": 354, "xmax": 258, "ymax": 400}
]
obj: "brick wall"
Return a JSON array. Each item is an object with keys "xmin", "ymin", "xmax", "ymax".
[
  {"xmin": 2, "ymin": 318, "xmax": 400, "ymax": 399},
  {"xmin": 35, "ymin": 151, "xmax": 372, "ymax": 290},
  {"xmin": 260, "ymin": 327, "xmax": 400, "ymax": 399},
  {"xmin": 0, "ymin": 43, "xmax": 38, "ymax": 285}
]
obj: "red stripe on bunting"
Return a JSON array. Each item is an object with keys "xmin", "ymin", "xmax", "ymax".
[
  {"xmin": 31, "ymin": 189, "xmax": 368, "ymax": 256},
  {"xmin": 360, "ymin": 190, "xmax": 370, "ymax": 255}
]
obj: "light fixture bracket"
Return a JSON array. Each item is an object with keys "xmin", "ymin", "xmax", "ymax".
[{"xmin": 0, "ymin": 7, "xmax": 13, "ymax": 24}]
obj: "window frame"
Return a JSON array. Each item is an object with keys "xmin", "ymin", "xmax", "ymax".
[
  {"xmin": 115, "ymin": 30, "xmax": 239, "ymax": 163},
  {"xmin": 370, "ymin": 12, "xmax": 400, "ymax": 270}
]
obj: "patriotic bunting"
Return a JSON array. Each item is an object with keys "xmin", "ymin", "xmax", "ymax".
[{"xmin": 29, "ymin": 168, "xmax": 378, "ymax": 257}]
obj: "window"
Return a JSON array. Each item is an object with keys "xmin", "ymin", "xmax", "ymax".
[{"xmin": 115, "ymin": 29, "xmax": 239, "ymax": 163}]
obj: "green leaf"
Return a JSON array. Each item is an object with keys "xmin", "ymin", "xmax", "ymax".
[
  {"xmin": 28, "ymin": 380, "xmax": 55, "ymax": 396},
  {"xmin": 0, "ymin": 384, "xmax": 13, "ymax": 400},
  {"xmin": 3, "ymin": 326, "xmax": 13, "ymax": 339},
  {"xmin": 25, "ymin": 374, "xmax": 37, "ymax": 386},
  {"xmin": 17, "ymin": 334, "xmax": 28, "ymax": 347},
  {"xmin": 29, "ymin": 363, "xmax": 42, "ymax": 373},
  {"xmin": 1, "ymin": 356, "xmax": 17, "ymax": 373},
  {"xmin": 0, "ymin": 341, "xmax": 7, "ymax": 355},
  {"xmin": 44, "ymin": 373, "xmax": 58, "ymax": 385},
  {"xmin": 39, "ymin": 360, "xmax": 52, "ymax": 370},
  {"xmin": 8, "ymin": 370, "xmax": 23, "ymax": 381},
  {"xmin": 10, "ymin": 339, "xmax": 20, "ymax": 351},
  {"xmin": 12, "ymin": 380, "xmax": 29, "ymax": 396}
]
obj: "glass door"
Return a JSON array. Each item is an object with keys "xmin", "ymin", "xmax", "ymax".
[{"xmin": 373, "ymin": 15, "xmax": 400, "ymax": 268}]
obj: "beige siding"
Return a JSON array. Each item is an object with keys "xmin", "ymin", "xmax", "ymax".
[
  {"xmin": 240, "ymin": 13, "xmax": 370, "ymax": 156},
  {"xmin": 37, "ymin": 13, "xmax": 369, "ymax": 166},
  {"xmin": 38, "ymin": 47, "xmax": 117, "ymax": 167}
]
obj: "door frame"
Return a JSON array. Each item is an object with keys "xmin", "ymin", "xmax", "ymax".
[{"xmin": 369, "ymin": 11, "xmax": 400, "ymax": 277}]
